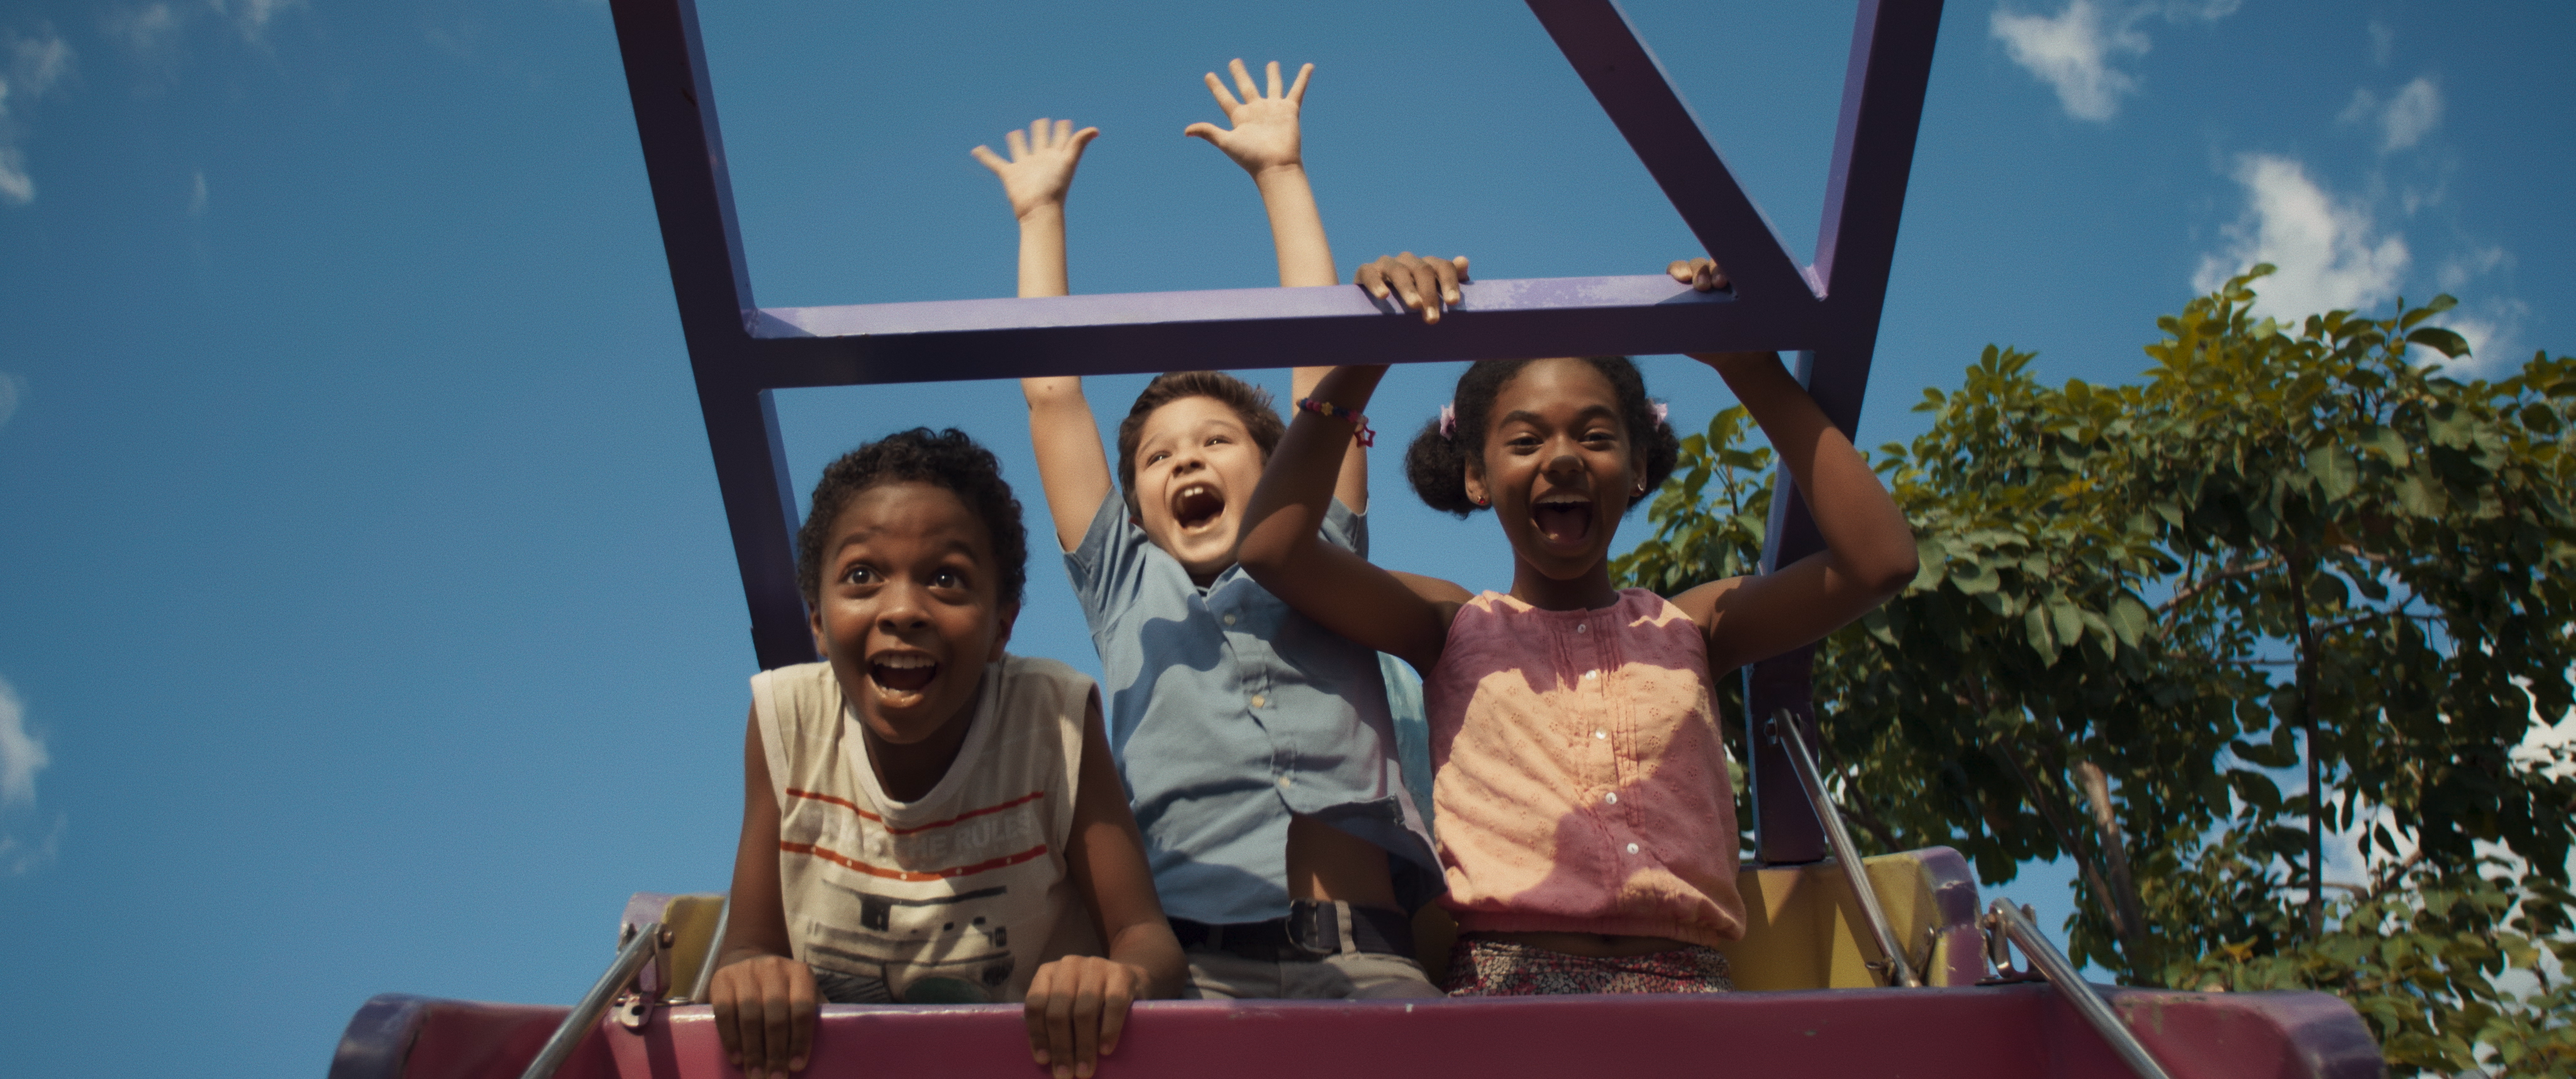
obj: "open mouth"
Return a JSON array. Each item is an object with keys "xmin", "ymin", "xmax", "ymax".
[
  {"xmin": 1531, "ymin": 495, "xmax": 1595, "ymax": 548},
  {"xmin": 1170, "ymin": 482, "xmax": 1226, "ymax": 533},
  {"xmin": 869, "ymin": 653, "xmax": 940, "ymax": 698}
]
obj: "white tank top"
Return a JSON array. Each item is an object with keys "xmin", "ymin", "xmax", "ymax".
[{"xmin": 752, "ymin": 655, "xmax": 1102, "ymax": 1004}]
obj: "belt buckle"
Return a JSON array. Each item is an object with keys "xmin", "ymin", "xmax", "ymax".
[{"xmin": 1285, "ymin": 900, "xmax": 1341, "ymax": 958}]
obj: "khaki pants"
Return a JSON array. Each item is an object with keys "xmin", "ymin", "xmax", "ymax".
[{"xmin": 1184, "ymin": 948, "xmax": 1444, "ymax": 1000}]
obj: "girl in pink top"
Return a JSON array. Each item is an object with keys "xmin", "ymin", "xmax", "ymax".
[{"xmin": 1239, "ymin": 257, "xmax": 1921, "ymax": 995}]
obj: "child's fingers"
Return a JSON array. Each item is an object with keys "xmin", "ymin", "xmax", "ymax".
[
  {"xmin": 1023, "ymin": 965, "xmax": 1058, "ymax": 1066},
  {"xmin": 1264, "ymin": 60, "xmax": 1283, "ymax": 100},
  {"xmin": 710, "ymin": 978, "xmax": 745, "ymax": 1063},
  {"xmin": 1045, "ymin": 977, "xmax": 1080, "ymax": 1079},
  {"xmin": 1430, "ymin": 257, "xmax": 1463, "ymax": 305},
  {"xmin": 1029, "ymin": 118, "xmax": 1053, "ymax": 152},
  {"xmin": 1074, "ymin": 961, "xmax": 1113, "ymax": 1078},
  {"xmin": 1202, "ymin": 71, "xmax": 1243, "ymax": 115},
  {"xmin": 1182, "ymin": 121, "xmax": 1224, "ymax": 145},
  {"xmin": 1450, "ymin": 255, "xmax": 1472, "ymax": 280},
  {"xmin": 785, "ymin": 965, "xmax": 816, "ymax": 1073},
  {"xmin": 1228, "ymin": 58, "xmax": 1260, "ymax": 104},
  {"xmin": 1096, "ymin": 968, "xmax": 1136, "ymax": 1060},
  {"xmin": 1286, "ymin": 62, "xmax": 1314, "ymax": 104},
  {"xmin": 1355, "ymin": 261, "xmax": 1385, "ymax": 299},
  {"xmin": 1006, "ymin": 128, "xmax": 1031, "ymax": 161},
  {"xmin": 970, "ymin": 145, "xmax": 1008, "ymax": 174},
  {"xmin": 1067, "ymin": 127, "xmax": 1101, "ymax": 157}
]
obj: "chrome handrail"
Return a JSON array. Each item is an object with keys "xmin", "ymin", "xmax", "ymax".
[
  {"xmin": 1985, "ymin": 900, "xmax": 2175, "ymax": 1079},
  {"xmin": 519, "ymin": 921, "xmax": 663, "ymax": 1079},
  {"xmin": 1770, "ymin": 712, "xmax": 1918, "ymax": 987},
  {"xmin": 686, "ymin": 897, "xmax": 731, "ymax": 1004}
]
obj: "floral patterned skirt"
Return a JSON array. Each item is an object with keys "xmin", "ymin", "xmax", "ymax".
[{"xmin": 1443, "ymin": 936, "xmax": 1735, "ymax": 996}]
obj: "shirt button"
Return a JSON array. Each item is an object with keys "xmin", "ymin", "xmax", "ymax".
[
  {"xmin": 1604, "ymin": 792, "xmax": 1619, "ymax": 805},
  {"xmin": 1250, "ymin": 694, "xmax": 1266, "ymax": 709},
  {"xmin": 1278, "ymin": 776, "xmax": 1294, "ymax": 788},
  {"xmin": 1582, "ymin": 670, "xmax": 1598, "ymax": 680},
  {"xmin": 1223, "ymin": 614, "xmax": 1236, "ymax": 626},
  {"xmin": 1626, "ymin": 843, "xmax": 1641, "ymax": 855},
  {"xmin": 1576, "ymin": 623, "xmax": 1587, "ymax": 634},
  {"xmin": 1594, "ymin": 729, "xmax": 1607, "ymax": 740}
]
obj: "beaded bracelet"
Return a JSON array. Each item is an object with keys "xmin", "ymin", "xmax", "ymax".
[{"xmin": 1295, "ymin": 397, "xmax": 1375, "ymax": 447}]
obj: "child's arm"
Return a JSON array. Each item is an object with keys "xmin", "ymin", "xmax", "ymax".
[
  {"xmin": 977, "ymin": 120, "xmax": 1115, "ymax": 552},
  {"xmin": 1240, "ymin": 364, "xmax": 1473, "ymax": 673},
  {"xmin": 1665, "ymin": 261, "xmax": 1919, "ymax": 671},
  {"xmin": 709, "ymin": 706, "xmax": 818, "ymax": 1079},
  {"xmin": 1185, "ymin": 59, "xmax": 1389, "ymax": 513},
  {"xmin": 1023, "ymin": 689, "xmax": 1185, "ymax": 1079}
]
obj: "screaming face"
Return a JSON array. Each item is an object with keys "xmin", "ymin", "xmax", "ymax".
[
  {"xmin": 1131, "ymin": 394, "xmax": 1269, "ymax": 585},
  {"xmin": 1464, "ymin": 358, "xmax": 1648, "ymax": 585},
  {"xmin": 807, "ymin": 481, "xmax": 1018, "ymax": 751}
]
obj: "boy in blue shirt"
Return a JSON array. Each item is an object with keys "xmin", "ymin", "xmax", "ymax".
[{"xmin": 975, "ymin": 60, "xmax": 1453, "ymax": 999}]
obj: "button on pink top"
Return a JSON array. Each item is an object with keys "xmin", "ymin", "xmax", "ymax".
[{"xmin": 1426, "ymin": 589, "xmax": 1747, "ymax": 948}]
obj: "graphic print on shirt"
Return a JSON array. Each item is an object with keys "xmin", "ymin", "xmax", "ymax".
[{"xmin": 779, "ymin": 786, "xmax": 1055, "ymax": 1003}]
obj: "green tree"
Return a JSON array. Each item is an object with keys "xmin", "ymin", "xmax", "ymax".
[{"xmin": 1616, "ymin": 268, "xmax": 2576, "ymax": 1076}]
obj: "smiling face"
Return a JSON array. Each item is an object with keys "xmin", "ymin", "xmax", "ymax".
[
  {"xmin": 1130, "ymin": 394, "xmax": 1269, "ymax": 584},
  {"xmin": 806, "ymin": 481, "xmax": 1018, "ymax": 750},
  {"xmin": 1463, "ymin": 358, "xmax": 1649, "ymax": 587}
]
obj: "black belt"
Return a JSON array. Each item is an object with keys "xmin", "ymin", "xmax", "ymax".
[{"xmin": 1170, "ymin": 900, "xmax": 1416, "ymax": 961}]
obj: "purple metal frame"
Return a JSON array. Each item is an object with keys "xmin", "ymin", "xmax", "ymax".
[{"xmin": 606, "ymin": 0, "xmax": 1943, "ymax": 865}]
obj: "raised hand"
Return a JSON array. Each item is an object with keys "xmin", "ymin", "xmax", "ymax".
[
  {"xmin": 1183, "ymin": 59, "xmax": 1313, "ymax": 177},
  {"xmin": 1023, "ymin": 954, "xmax": 1153, "ymax": 1079},
  {"xmin": 1358, "ymin": 252, "xmax": 1470, "ymax": 324},
  {"xmin": 972, "ymin": 118, "xmax": 1101, "ymax": 221}
]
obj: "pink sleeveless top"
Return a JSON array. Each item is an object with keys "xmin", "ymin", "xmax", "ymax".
[{"xmin": 1425, "ymin": 589, "xmax": 1747, "ymax": 948}]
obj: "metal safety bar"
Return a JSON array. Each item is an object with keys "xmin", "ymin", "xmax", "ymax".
[
  {"xmin": 687, "ymin": 897, "xmax": 731, "ymax": 1004},
  {"xmin": 1985, "ymin": 900, "xmax": 2175, "ymax": 1079},
  {"xmin": 1768, "ymin": 711, "xmax": 1918, "ymax": 987},
  {"xmin": 519, "ymin": 921, "xmax": 665, "ymax": 1079}
]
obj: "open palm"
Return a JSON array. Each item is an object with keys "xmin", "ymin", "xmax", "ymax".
[
  {"xmin": 1184, "ymin": 59, "xmax": 1313, "ymax": 175},
  {"xmin": 971, "ymin": 118, "xmax": 1100, "ymax": 220}
]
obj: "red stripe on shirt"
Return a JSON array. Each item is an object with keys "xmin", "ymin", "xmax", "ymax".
[
  {"xmin": 779, "ymin": 840, "xmax": 1050, "ymax": 882},
  {"xmin": 783, "ymin": 788, "xmax": 1045, "ymax": 835}
]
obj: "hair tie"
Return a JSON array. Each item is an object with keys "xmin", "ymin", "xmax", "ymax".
[
  {"xmin": 1650, "ymin": 401, "xmax": 1670, "ymax": 428},
  {"xmin": 1438, "ymin": 402, "xmax": 1458, "ymax": 440}
]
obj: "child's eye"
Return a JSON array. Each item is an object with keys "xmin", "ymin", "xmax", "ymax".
[
  {"xmin": 932, "ymin": 568, "xmax": 967, "ymax": 590},
  {"xmin": 841, "ymin": 564, "xmax": 879, "ymax": 585},
  {"xmin": 1146, "ymin": 450, "xmax": 1170, "ymax": 465},
  {"xmin": 1206, "ymin": 435, "xmax": 1230, "ymax": 446}
]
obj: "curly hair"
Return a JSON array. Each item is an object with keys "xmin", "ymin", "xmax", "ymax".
[
  {"xmin": 1113, "ymin": 371, "xmax": 1287, "ymax": 517},
  {"xmin": 795, "ymin": 428, "xmax": 1030, "ymax": 609},
  {"xmin": 1403, "ymin": 357, "xmax": 1680, "ymax": 519}
]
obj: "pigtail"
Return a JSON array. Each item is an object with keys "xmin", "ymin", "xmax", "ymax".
[{"xmin": 1406, "ymin": 414, "xmax": 1484, "ymax": 517}]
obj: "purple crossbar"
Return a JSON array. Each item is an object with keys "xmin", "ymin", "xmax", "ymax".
[{"xmin": 605, "ymin": 0, "xmax": 1945, "ymax": 862}]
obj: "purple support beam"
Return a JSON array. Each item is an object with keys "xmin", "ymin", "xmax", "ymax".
[{"xmin": 605, "ymin": 0, "xmax": 1943, "ymax": 853}]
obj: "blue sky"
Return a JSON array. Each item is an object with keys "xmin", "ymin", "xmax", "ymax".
[{"xmin": 0, "ymin": 1, "xmax": 2568, "ymax": 1075}]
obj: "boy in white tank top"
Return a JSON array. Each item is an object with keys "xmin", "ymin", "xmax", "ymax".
[{"xmin": 709, "ymin": 429, "xmax": 1184, "ymax": 1079}]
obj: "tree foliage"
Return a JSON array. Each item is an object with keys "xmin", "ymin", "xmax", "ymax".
[{"xmin": 1615, "ymin": 268, "xmax": 2576, "ymax": 1076}]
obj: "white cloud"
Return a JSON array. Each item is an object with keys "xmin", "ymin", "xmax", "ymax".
[
  {"xmin": 0, "ymin": 372, "xmax": 22, "ymax": 429},
  {"xmin": 1, "ymin": 813, "xmax": 64, "ymax": 876},
  {"xmin": 188, "ymin": 169, "xmax": 208, "ymax": 215},
  {"xmin": 1990, "ymin": 1, "xmax": 2238, "ymax": 121},
  {"xmin": 2367, "ymin": 19, "xmax": 2395, "ymax": 67},
  {"xmin": 1992, "ymin": 1, "xmax": 2145, "ymax": 121},
  {"xmin": 0, "ymin": 677, "xmax": 45, "ymax": 807},
  {"xmin": 2341, "ymin": 77, "xmax": 2443, "ymax": 154},
  {"xmin": 209, "ymin": 0, "xmax": 308, "ymax": 46},
  {"xmin": 104, "ymin": 4, "xmax": 186, "ymax": 59},
  {"xmin": 0, "ymin": 26, "xmax": 72, "ymax": 206},
  {"xmin": 2194, "ymin": 154, "xmax": 2410, "ymax": 322}
]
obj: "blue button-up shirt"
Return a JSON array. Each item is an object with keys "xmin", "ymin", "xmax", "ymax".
[{"xmin": 1067, "ymin": 492, "xmax": 1439, "ymax": 924}]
